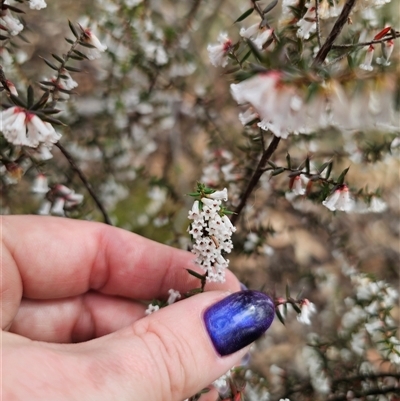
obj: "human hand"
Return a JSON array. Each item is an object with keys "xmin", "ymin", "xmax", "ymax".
[{"xmin": 2, "ymin": 216, "xmax": 274, "ymax": 401}]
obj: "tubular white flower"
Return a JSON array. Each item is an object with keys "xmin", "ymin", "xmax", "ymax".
[
  {"xmin": 31, "ymin": 174, "xmax": 49, "ymax": 194},
  {"xmin": 1, "ymin": 12, "xmax": 24, "ymax": 36},
  {"xmin": 322, "ymin": 186, "xmax": 354, "ymax": 212},
  {"xmin": 167, "ymin": 289, "xmax": 181, "ymax": 305},
  {"xmin": 208, "ymin": 188, "xmax": 228, "ymax": 201},
  {"xmin": 360, "ymin": 45, "xmax": 374, "ymax": 71},
  {"xmin": 207, "ymin": 33, "xmax": 232, "ymax": 67},
  {"xmin": 297, "ymin": 6, "xmax": 316, "ymax": 40},
  {"xmin": 297, "ymin": 299, "xmax": 317, "ymax": 325},
  {"xmin": 84, "ymin": 29, "xmax": 107, "ymax": 52}
]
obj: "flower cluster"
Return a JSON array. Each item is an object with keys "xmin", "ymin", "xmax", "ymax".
[
  {"xmin": 0, "ymin": 106, "xmax": 61, "ymax": 148},
  {"xmin": 231, "ymin": 72, "xmax": 399, "ymax": 138},
  {"xmin": 188, "ymin": 186, "xmax": 236, "ymax": 282},
  {"xmin": 38, "ymin": 184, "xmax": 84, "ymax": 216}
]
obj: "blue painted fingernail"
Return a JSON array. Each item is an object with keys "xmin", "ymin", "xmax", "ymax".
[
  {"xmin": 204, "ymin": 290, "xmax": 275, "ymax": 356},
  {"xmin": 240, "ymin": 282, "xmax": 248, "ymax": 291}
]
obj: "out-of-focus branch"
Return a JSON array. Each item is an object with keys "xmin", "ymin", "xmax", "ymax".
[
  {"xmin": 55, "ymin": 142, "xmax": 112, "ymax": 225},
  {"xmin": 231, "ymin": 135, "xmax": 281, "ymax": 225},
  {"xmin": 312, "ymin": 0, "xmax": 358, "ymax": 66}
]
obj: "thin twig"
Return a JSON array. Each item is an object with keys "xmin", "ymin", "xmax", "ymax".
[
  {"xmin": 55, "ymin": 142, "xmax": 112, "ymax": 225},
  {"xmin": 314, "ymin": 0, "xmax": 322, "ymax": 49},
  {"xmin": 231, "ymin": 135, "xmax": 281, "ymax": 225},
  {"xmin": 312, "ymin": 0, "xmax": 358, "ymax": 66},
  {"xmin": 332, "ymin": 32, "xmax": 399, "ymax": 49}
]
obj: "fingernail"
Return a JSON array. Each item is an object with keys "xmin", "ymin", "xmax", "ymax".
[
  {"xmin": 240, "ymin": 282, "xmax": 248, "ymax": 291},
  {"xmin": 204, "ymin": 290, "xmax": 275, "ymax": 356}
]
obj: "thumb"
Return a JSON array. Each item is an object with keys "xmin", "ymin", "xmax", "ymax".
[{"xmin": 93, "ymin": 290, "xmax": 275, "ymax": 401}]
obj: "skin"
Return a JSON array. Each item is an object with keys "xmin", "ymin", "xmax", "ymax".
[{"xmin": 1, "ymin": 215, "xmax": 245, "ymax": 401}]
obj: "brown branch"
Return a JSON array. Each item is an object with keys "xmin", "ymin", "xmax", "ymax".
[
  {"xmin": 55, "ymin": 142, "xmax": 112, "ymax": 225},
  {"xmin": 231, "ymin": 135, "xmax": 281, "ymax": 225},
  {"xmin": 332, "ymin": 32, "xmax": 399, "ymax": 49},
  {"xmin": 312, "ymin": 0, "xmax": 358, "ymax": 67}
]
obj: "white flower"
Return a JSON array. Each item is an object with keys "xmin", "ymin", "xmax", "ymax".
[
  {"xmin": 145, "ymin": 304, "xmax": 160, "ymax": 315},
  {"xmin": 1, "ymin": 107, "xmax": 61, "ymax": 147},
  {"xmin": 207, "ymin": 32, "xmax": 232, "ymax": 67},
  {"xmin": 188, "ymin": 188, "xmax": 235, "ymax": 282},
  {"xmin": 297, "ymin": 299, "xmax": 317, "ymax": 325},
  {"xmin": 377, "ymin": 40, "xmax": 394, "ymax": 66},
  {"xmin": 360, "ymin": 45, "xmax": 374, "ymax": 71},
  {"xmin": 369, "ymin": 196, "xmax": 387, "ymax": 213},
  {"xmin": 31, "ymin": 174, "xmax": 49, "ymax": 194},
  {"xmin": 208, "ymin": 188, "xmax": 228, "ymax": 201},
  {"xmin": 167, "ymin": 289, "xmax": 181, "ymax": 305},
  {"xmin": 297, "ymin": 6, "xmax": 316, "ymax": 40},
  {"xmin": 322, "ymin": 185, "xmax": 354, "ymax": 212},
  {"xmin": 0, "ymin": 11, "xmax": 24, "ymax": 36},
  {"xmin": 240, "ymin": 23, "xmax": 273, "ymax": 50},
  {"xmin": 51, "ymin": 197, "xmax": 66, "ymax": 216},
  {"xmin": 83, "ymin": 28, "xmax": 107, "ymax": 51},
  {"xmin": 29, "ymin": 0, "xmax": 47, "ymax": 10},
  {"xmin": 291, "ymin": 175, "xmax": 306, "ymax": 195}
]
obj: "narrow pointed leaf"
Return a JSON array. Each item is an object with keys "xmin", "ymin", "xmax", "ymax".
[
  {"xmin": 286, "ymin": 284, "xmax": 290, "ymax": 299},
  {"xmin": 337, "ymin": 167, "xmax": 350, "ymax": 185},
  {"xmin": 234, "ymin": 7, "xmax": 254, "ymax": 23},
  {"xmin": 27, "ymin": 85, "xmax": 34, "ymax": 108},
  {"xmin": 271, "ymin": 167, "xmax": 285, "ymax": 176},
  {"xmin": 9, "ymin": 94, "xmax": 27, "ymax": 108},
  {"xmin": 65, "ymin": 37, "xmax": 74, "ymax": 44},
  {"xmin": 263, "ymin": 0, "xmax": 279, "ymax": 14},
  {"xmin": 186, "ymin": 269, "xmax": 206, "ymax": 280},
  {"xmin": 286, "ymin": 153, "xmax": 291, "ymax": 169},
  {"xmin": 276, "ymin": 308, "xmax": 286, "ymax": 325},
  {"xmin": 292, "ymin": 303, "xmax": 302, "ymax": 314},
  {"xmin": 41, "ymin": 57, "xmax": 58, "ymax": 71},
  {"xmin": 64, "ymin": 66, "xmax": 81, "ymax": 73},
  {"xmin": 325, "ymin": 161, "xmax": 333, "ymax": 179},
  {"xmin": 305, "ymin": 156, "xmax": 310, "ymax": 174},
  {"xmin": 68, "ymin": 20, "xmax": 79, "ymax": 38},
  {"xmin": 52, "ymin": 53, "xmax": 64, "ymax": 63}
]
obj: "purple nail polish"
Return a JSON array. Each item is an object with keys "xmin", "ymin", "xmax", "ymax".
[{"xmin": 204, "ymin": 290, "xmax": 275, "ymax": 356}]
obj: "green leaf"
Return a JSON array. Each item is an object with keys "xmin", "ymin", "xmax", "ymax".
[
  {"xmin": 267, "ymin": 160, "xmax": 277, "ymax": 168},
  {"xmin": 286, "ymin": 153, "xmax": 291, "ymax": 169},
  {"xmin": 31, "ymin": 91, "xmax": 50, "ymax": 110},
  {"xmin": 271, "ymin": 167, "xmax": 285, "ymax": 176},
  {"xmin": 240, "ymin": 49, "xmax": 252, "ymax": 64},
  {"xmin": 65, "ymin": 38, "xmax": 74, "ymax": 44},
  {"xmin": 69, "ymin": 55, "xmax": 85, "ymax": 61},
  {"xmin": 276, "ymin": 308, "xmax": 286, "ymax": 325},
  {"xmin": 185, "ymin": 269, "xmax": 206, "ymax": 280},
  {"xmin": 286, "ymin": 284, "xmax": 290, "ymax": 299},
  {"xmin": 318, "ymin": 161, "xmax": 330, "ymax": 174},
  {"xmin": 325, "ymin": 161, "xmax": 333, "ymax": 179},
  {"xmin": 68, "ymin": 20, "xmax": 79, "ymax": 38},
  {"xmin": 41, "ymin": 57, "xmax": 59, "ymax": 71},
  {"xmin": 305, "ymin": 156, "xmax": 310, "ymax": 174},
  {"xmin": 234, "ymin": 7, "xmax": 254, "ymax": 23},
  {"xmin": 292, "ymin": 303, "xmax": 302, "ymax": 314},
  {"xmin": 52, "ymin": 53, "xmax": 64, "ymax": 64},
  {"xmin": 9, "ymin": 94, "xmax": 27, "ymax": 108},
  {"xmin": 64, "ymin": 66, "xmax": 81, "ymax": 73},
  {"xmin": 337, "ymin": 166, "xmax": 350, "ymax": 185},
  {"xmin": 27, "ymin": 85, "xmax": 34, "ymax": 109},
  {"xmin": 263, "ymin": 0, "xmax": 279, "ymax": 14}
]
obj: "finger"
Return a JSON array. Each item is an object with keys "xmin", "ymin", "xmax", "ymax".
[
  {"xmin": 9, "ymin": 292, "xmax": 147, "ymax": 342},
  {"xmin": 2, "ymin": 215, "xmax": 240, "ymax": 327},
  {"xmin": 4, "ymin": 290, "xmax": 275, "ymax": 401},
  {"xmin": 79, "ymin": 290, "xmax": 275, "ymax": 401}
]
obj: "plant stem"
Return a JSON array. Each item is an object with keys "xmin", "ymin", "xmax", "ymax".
[
  {"xmin": 312, "ymin": 0, "xmax": 358, "ymax": 66},
  {"xmin": 231, "ymin": 135, "xmax": 281, "ymax": 225},
  {"xmin": 55, "ymin": 142, "xmax": 112, "ymax": 225}
]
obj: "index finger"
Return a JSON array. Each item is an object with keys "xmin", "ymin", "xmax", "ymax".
[{"xmin": 1, "ymin": 215, "xmax": 240, "ymax": 301}]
